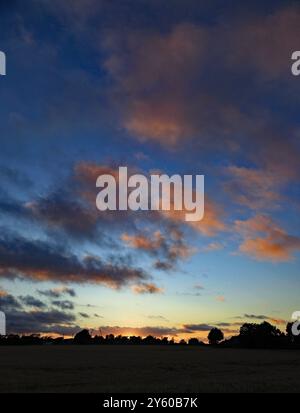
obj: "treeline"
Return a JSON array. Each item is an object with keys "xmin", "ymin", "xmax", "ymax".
[{"xmin": 0, "ymin": 321, "xmax": 299, "ymax": 349}]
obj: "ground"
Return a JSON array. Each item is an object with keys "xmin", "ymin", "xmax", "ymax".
[{"xmin": 0, "ymin": 345, "xmax": 299, "ymax": 393}]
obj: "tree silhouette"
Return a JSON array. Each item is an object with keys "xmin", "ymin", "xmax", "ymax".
[
  {"xmin": 1, "ymin": 320, "xmax": 298, "ymax": 348},
  {"xmin": 74, "ymin": 329, "xmax": 92, "ymax": 344},
  {"xmin": 208, "ymin": 328, "xmax": 224, "ymax": 345},
  {"xmin": 239, "ymin": 321, "xmax": 282, "ymax": 348}
]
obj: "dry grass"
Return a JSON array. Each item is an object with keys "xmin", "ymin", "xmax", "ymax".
[{"xmin": 0, "ymin": 345, "xmax": 300, "ymax": 393}]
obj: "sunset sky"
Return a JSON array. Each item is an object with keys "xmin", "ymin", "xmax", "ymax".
[{"xmin": 0, "ymin": 0, "xmax": 300, "ymax": 341}]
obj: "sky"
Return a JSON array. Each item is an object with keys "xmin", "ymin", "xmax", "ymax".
[{"xmin": 0, "ymin": 0, "xmax": 300, "ymax": 341}]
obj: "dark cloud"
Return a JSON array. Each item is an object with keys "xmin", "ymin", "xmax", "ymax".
[
  {"xmin": 215, "ymin": 322, "xmax": 231, "ymax": 327},
  {"xmin": 38, "ymin": 286, "xmax": 76, "ymax": 298},
  {"xmin": 0, "ymin": 291, "xmax": 22, "ymax": 311},
  {"xmin": 63, "ymin": 287, "xmax": 76, "ymax": 297},
  {"xmin": 79, "ymin": 312, "xmax": 89, "ymax": 318},
  {"xmin": 28, "ymin": 193, "xmax": 99, "ymax": 240},
  {"xmin": 147, "ymin": 315, "xmax": 169, "ymax": 322},
  {"xmin": 0, "ymin": 160, "xmax": 218, "ymax": 275},
  {"xmin": 154, "ymin": 261, "xmax": 173, "ymax": 271},
  {"xmin": 19, "ymin": 295, "xmax": 46, "ymax": 309},
  {"xmin": 235, "ymin": 314, "xmax": 286, "ymax": 325},
  {"xmin": 6, "ymin": 309, "xmax": 77, "ymax": 335},
  {"xmin": 0, "ymin": 233, "xmax": 150, "ymax": 288},
  {"xmin": 182, "ymin": 323, "xmax": 213, "ymax": 332},
  {"xmin": 243, "ymin": 314, "xmax": 269, "ymax": 320},
  {"xmin": 51, "ymin": 300, "xmax": 74, "ymax": 310}
]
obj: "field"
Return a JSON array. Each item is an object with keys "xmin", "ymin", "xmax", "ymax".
[{"xmin": 0, "ymin": 345, "xmax": 300, "ymax": 393}]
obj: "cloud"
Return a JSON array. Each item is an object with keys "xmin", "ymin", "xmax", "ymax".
[
  {"xmin": 0, "ymin": 290, "xmax": 22, "ymax": 311},
  {"xmin": 122, "ymin": 227, "xmax": 194, "ymax": 270},
  {"xmin": 79, "ymin": 312, "xmax": 90, "ymax": 318},
  {"xmin": 51, "ymin": 300, "xmax": 74, "ymax": 310},
  {"xmin": 177, "ymin": 283, "xmax": 204, "ymax": 297},
  {"xmin": 242, "ymin": 314, "xmax": 268, "ymax": 320},
  {"xmin": 105, "ymin": 23, "xmax": 261, "ymax": 160},
  {"xmin": 27, "ymin": 194, "xmax": 98, "ymax": 239},
  {"xmin": 0, "ymin": 290, "xmax": 82, "ymax": 336},
  {"xmin": 215, "ymin": 322, "xmax": 231, "ymax": 327},
  {"xmin": 147, "ymin": 315, "xmax": 169, "ymax": 322},
  {"xmin": 3, "ymin": 161, "xmax": 226, "ymax": 270},
  {"xmin": 19, "ymin": 295, "xmax": 46, "ymax": 309},
  {"xmin": 0, "ymin": 234, "xmax": 150, "ymax": 288},
  {"xmin": 122, "ymin": 231, "xmax": 164, "ymax": 251},
  {"xmin": 194, "ymin": 283, "xmax": 204, "ymax": 290},
  {"xmin": 268, "ymin": 318, "xmax": 286, "ymax": 326},
  {"xmin": 237, "ymin": 314, "xmax": 286, "ymax": 325},
  {"xmin": 76, "ymin": 161, "xmax": 218, "ymax": 241},
  {"xmin": 224, "ymin": 166, "xmax": 285, "ymax": 210},
  {"xmin": 201, "ymin": 242, "xmax": 223, "ymax": 252},
  {"xmin": 104, "ymin": 23, "xmax": 208, "ymax": 146},
  {"xmin": 5, "ymin": 309, "xmax": 77, "ymax": 335},
  {"xmin": 132, "ymin": 283, "xmax": 164, "ymax": 295},
  {"xmin": 100, "ymin": 7, "xmax": 300, "ymax": 201},
  {"xmin": 38, "ymin": 286, "xmax": 76, "ymax": 298},
  {"xmin": 101, "ymin": 18, "xmax": 267, "ymax": 151},
  {"xmin": 215, "ymin": 295, "xmax": 226, "ymax": 302},
  {"xmin": 229, "ymin": 6, "xmax": 300, "ymax": 80},
  {"xmin": 164, "ymin": 198, "xmax": 226, "ymax": 237},
  {"xmin": 235, "ymin": 215, "xmax": 300, "ymax": 262},
  {"xmin": 61, "ymin": 287, "xmax": 76, "ymax": 297},
  {"xmin": 23, "ymin": 163, "xmax": 134, "ymax": 242},
  {"xmin": 182, "ymin": 323, "xmax": 213, "ymax": 332}
]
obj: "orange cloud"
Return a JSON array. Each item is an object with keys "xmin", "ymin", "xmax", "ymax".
[
  {"xmin": 103, "ymin": 23, "xmax": 210, "ymax": 146},
  {"xmin": 121, "ymin": 231, "xmax": 164, "ymax": 251},
  {"xmin": 132, "ymin": 283, "xmax": 164, "ymax": 295},
  {"xmin": 268, "ymin": 318, "xmax": 286, "ymax": 326},
  {"xmin": 124, "ymin": 98, "xmax": 195, "ymax": 146},
  {"xmin": 123, "ymin": 229, "xmax": 193, "ymax": 258},
  {"xmin": 163, "ymin": 198, "xmax": 226, "ymax": 237},
  {"xmin": 235, "ymin": 215, "xmax": 300, "ymax": 262}
]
